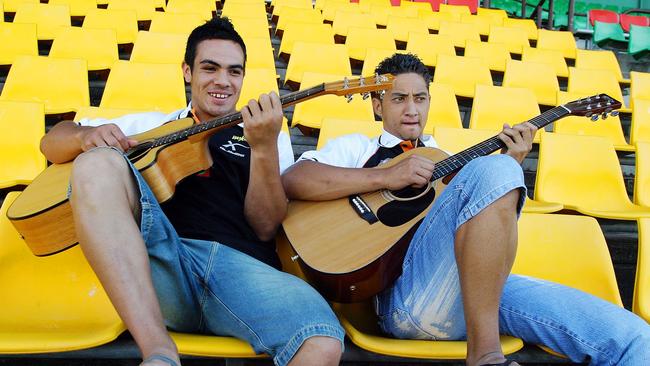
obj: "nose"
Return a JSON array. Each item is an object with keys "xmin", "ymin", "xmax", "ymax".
[
  {"xmin": 404, "ymin": 96, "xmax": 418, "ymax": 116},
  {"xmin": 213, "ymin": 69, "xmax": 230, "ymax": 88}
]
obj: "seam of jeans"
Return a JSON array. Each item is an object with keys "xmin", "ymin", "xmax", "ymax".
[
  {"xmin": 273, "ymin": 324, "xmax": 345, "ymax": 366},
  {"xmin": 196, "ymin": 243, "xmax": 219, "ymax": 332},
  {"xmin": 499, "ymin": 304, "xmax": 614, "ymax": 363}
]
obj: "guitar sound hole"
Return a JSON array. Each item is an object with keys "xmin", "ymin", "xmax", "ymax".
[{"xmin": 390, "ymin": 185, "xmax": 429, "ymax": 199}]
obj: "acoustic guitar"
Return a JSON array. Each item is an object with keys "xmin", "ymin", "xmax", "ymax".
[
  {"xmin": 283, "ymin": 94, "xmax": 622, "ymax": 303},
  {"xmin": 7, "ymin": 75, "xmax": 395, "ymax": 256}
]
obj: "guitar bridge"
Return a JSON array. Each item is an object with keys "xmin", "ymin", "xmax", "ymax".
[{"xmin": 348, "ymin": 195, "xmax": 378, "ymax": 224}]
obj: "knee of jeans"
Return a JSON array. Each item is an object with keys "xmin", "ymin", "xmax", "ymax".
[{"xmin": 470, "ymin": 155, "xmax": 524, "ymax": 187}]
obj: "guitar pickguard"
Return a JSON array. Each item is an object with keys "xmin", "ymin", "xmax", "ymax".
[{"xmin": 376, "ymin": 187, "xmax": 436, "ymax": 227}]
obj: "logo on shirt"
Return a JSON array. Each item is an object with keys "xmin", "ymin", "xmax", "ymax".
[{"xmin": 220, "ymin": 139, "xmax": 250, "ymax": 157}]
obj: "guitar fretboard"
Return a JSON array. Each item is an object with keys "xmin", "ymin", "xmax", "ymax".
[
  {"xmin": 150, "ymin": 83, "xmax": 327, "ymax": 148},
  {"xmin": 431, "ymin": 106, "xmax": 570, "ymax": 181}
]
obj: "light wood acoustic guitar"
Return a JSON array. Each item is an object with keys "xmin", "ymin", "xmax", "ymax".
[
  {"xmin": 283, "ymin": 94, "xmax": 622, "ymax": 303},
  {"xmin": 7, "ymin": 75, "xmax": 395, "ymax": 256}
]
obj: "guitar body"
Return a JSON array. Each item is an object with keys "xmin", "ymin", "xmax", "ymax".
[
  {"xmin": 7, "ymin": 117, "xmax": 214, "ymax": 256},
  {"xmin": 283, "ymin": 147, "xmax": 450, "ymax": 303}
]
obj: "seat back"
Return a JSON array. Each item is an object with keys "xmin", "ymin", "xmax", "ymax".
[
  {"xmin": 386, "ymin": 16, "xmax": 429, "ymax": 43},
  {"xmin": 433, "ymin": 54, "xmax": 492, "ymax": 98},
  {"xmin": 13, "ymin": 3, "xmax": 70, "ymax": 40},
  {"xmin": 0, "ymin": 22, "xmax": 38, "ymax": 66},
  {"xmin": 149, "ymin": 12, "xmax": 207, "ymax": 35},
  {"xmin": 593, "ymin": 21, "xmax": 627, "ymax": 48},
  {"xmin": 426, "ymin": 83, "xmax": 463, "ymax": 131},
  {"xmin": 100, "ymin": 61, "xmax": 186, "ymax": 112},
  {"xmin": 513, "ymin": 213, "xmax": 623, "ymax": 306},
  {"xmin": 502, "ymin": 59, "xmax": 559, "ymax": 106},
  {"xmin": 420, "ymin": 10, "xmax": 460, "ymax": 32},
  {"xmin": 630, "ymin": 71, "xmax": 650, "ymax": 110},
  {"xmin": 628, "ymin": 24, "xmax": 650, "ymax": 58},
  {"xmin": 635, "ymin": 142, "xmax": 650, "ymax": 207},
  {"xmin": 487, "ymin": 25, "xmax": 529, "ymax": 54},
  {"xmin": 620, "ymin": 13, "xmax": 650, "ymax": 32},
  {"xmin": 432, "ymin": 126, "xmax": 498, "ymax": 154},
  {"xmin": 130, "ymin": 31, "xmax": 187, "ymax": 64},
  {"xmin": 332, "ymin": 10, "xmax": 376, "ymax": 38},
  {"xmin": 633, "ymin": 218, "xmax": 650, "ymax": 322},
  {"xmin": 521, "ymin": 47, "xmax": 568, "ymax": 78},
  {"xmin": 50, "ymin": 27, "xmax": 118, "ymax": 71},
  {"xmin": 440, "ymin": 2, "xmax": 472, "ymax": 15},
  {"xmin": 567, "ymin": 67, "xmax": 626, "ymax": 109},
  {"xmin": 464, "ymin": 39, "xmax": 510, "ymax": 72},
  {"xmin": 107, "ymin": 0, "xmax": 156, "ymax": 21},
  {"xmin": 502, "ymin": 17, "xmax": 538, "ymax": 40},
  {"xmin": 165, "ymin": 0, "xmax": 215, "ymax": 19},
  {"xmin": 276, "ymin": 7, "xmax": 324, "ymax": 33},
  {"xmin": 537, "ymin": 29, "xmax": 577, "ymax": 59},
  {"xmin": 316, "ymin": 117, "xmax": 381, "ymax": 149},
  {"xmin": 535, "ymin": 132, "xmax": 632, "ymax": 210},
  {"xmin": 630, "ymin": 98, "xmax": 650, "ymax": 145},
  {"xmin": 49, "ymin": 0, "xmax": 96, "ymax": 17},
  {"xmin": 279, "ymin": 22, "xmax": 334, "ymax": 57},
  {"xmin": 588, "ymin": 9, "xmax": 619, "ymax": 27},
  {"xmin": 438, "ymin": 20, "xmax": 481, "ymax": 48},
  {"xmin": 470, "ymin": 85, "xmax": 541, "ymax": 135},
  {"xmin": 0, "ymin": 55, "xmax": 89, "ymax": 114},
  {"xmin": 0, "ymin": 101, "xmax": 45, "ymax": 188},
  {"xmin": 361, "ymin": 48, "xmax": 407, "ymax": 76},
  {"xmin": 575, "ymin": 49, "xmax": 625, "ymax": 82},
  {"xmin": 284, "ymin": 42, "xmax": 351, "ymax": 86},
  {"xmin": 83, "ymin": 8, "xmax": 138, "ymax": 44},
  {"xmin": 292, "ymin": 72, "xmax": 375, "ymax": 129},
  {"xmin": 460, "ymin": 13, "xmax": 503, "ymax": 36},
  {"xmin": 347, "ymin": 27, "xmax": 396, "ymax": 62},
  {"xmin": 406, "ymin": 33, "xmax": 455, "ymax": 67}
]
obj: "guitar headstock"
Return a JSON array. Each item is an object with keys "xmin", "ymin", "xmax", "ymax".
[
  {"xmin": 323, "ymin": 74, "xmax": 394, "ymax": 101},
  {"xmin": 562, "ymin": 94, "xmax": 622, "ymax": 121}
]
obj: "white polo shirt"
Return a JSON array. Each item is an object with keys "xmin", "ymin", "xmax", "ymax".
[
  {"xmin": 298, "ymin": 129, "xmax": 439, "ymax": 168},
  {"xmin": 76, "ymin": 104, "xmax": 295, "ymax": 173}
]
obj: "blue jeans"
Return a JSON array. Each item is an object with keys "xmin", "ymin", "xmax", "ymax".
[
  {"xmin": 376, "ymin": 155, "xmax": 650, "ymax": 365},
  {"xmin": 126, "ymin": 157, "xmax": 344, "ymax": 366}
]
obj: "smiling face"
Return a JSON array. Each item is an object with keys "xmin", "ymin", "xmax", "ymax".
[
  {"xmin": 373, "ymin": 72, "xmax": 430, "ymax": 141},
  {"xmin": 182, "ymin": 39, "xmax": 245, "ymax": 122}
]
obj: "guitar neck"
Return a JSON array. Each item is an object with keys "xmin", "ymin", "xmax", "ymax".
[
  {"xmin": 150, "ymin": 84, "xmax": 328, "ymax": 148},
  {"xmin": 431, "ymin": 105, "xmax": 570, "ymax": 181}
]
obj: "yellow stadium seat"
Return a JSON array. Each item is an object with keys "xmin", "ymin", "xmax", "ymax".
[
  {"xmin": 368, "ymin": 4, "xmax": 417, "ymax": 27},
  {"xmin": 333, "ymin": 300, "xmax": 522, "ymax": 359},
  {"xmin": 228, "ymin": 17, "xmax": 271, "ymax": 44},
  {"xmin": 107, "ymin": 0, "xmax": 156, "ymax": 21},
  {"xmin": 488, "ymin": 25, "xmax": 530, "ymax": 54},
  {"xmin": 464, "ymin": 39, "xmax": 510, "ymax": 72},
  {"xmin": 433, "ymin": 54, "xmax": 492, "ymax": 98},
  {"xmin": 521, "ymin": 47, "xmax": 569, "ymax": 78},
  {"xmin": 332, "ymin": 10, "xmax": 376, "ymax": 38},
  {"xmin": 420, "ymin": 11, "xmax": 460, "ymax": 32},
  {"xmin": 242, "ymin": 37, "xmax": 276, "ymax": 71},
  {"xmin": 291, "ymin": 72, "xmax": 375, "ymax": 129},
  {"xmin": 346, "ymin": 27, "xmax": 396, "ymax": 62},
  {"xmin": 222, "ymin": 2, "xmax": 268, "ymax": 20},
  {"xmin": 476, "ymin": 7, "xmax": 507, "ymax": 21},
  {"xmin": 460, "ymin": 13, "xmax": 503, "ymax": 37},
  {"xmin": 635, "ymin": 142, "xmax": 650, "ymax": 207},
  {"xmin": 100, "ymin": 61, "xmax": 186, "ymax": 112},
  {"xmin": 400, "ymin": 0, "xmax": 433, "ymax": 15},
  {"xmin": 502, "ymin": 60, "xmax": 559, "ymax": 106},
  {"xmin": 83, "ymin": 8, "xmax": 138, "ymax": 44},
  {"xmin": 0, "ymin": 55, "xmax": 89, "ymax": 114},
  {"xmin": 536, "ymin": 29, "xmax": 578, "ymax": 59},
  {"xmin": 425, "ymin": 83, "xmax": 463, "ymax": 132},
  {"xmin": 521, "ymin": 198, "xmax": 564, "ymax": 213},
  {"xmin": 535, "ymin": 133, "xmax": 650, "ymax": 219},
  {"xmin": 386, "ymin": 16, "xmax": 429, "ymax": 43},
  {"xmin": 13, "ymin": 3, "xmax": 70, "ymax": 40},
  {"xmin": 50, "ymin": 27, "xmax": 118, "ymax": 71},
  {"xmin": 438, "ymin": 20, "xmax": 481, "ymax": 48},
  {"xmin": 567, "ymin": 67, "xmax": 628, "ymax": 112},
  {"xmin": 439, "ymin": 3, "xmax": 471, "ymax": 17},
  {"xmin": 361, "ymin": 48, "xmax": 407, "ymax": 77},
  {"xmin": 49, "ymin": 0, "xmax": 96, "ymax": 17},
  {"xmin": 634, "ymin": 218, "xmax": 650, "ymax": 322},
  {"xmin": 0, "ymin": 192, "xmax": 127, "ymax": 353},
  {"xmin": 169, "ymin": 332, "xmax": 263, "ymax": 359},
  {"xmin": 271, "ymin": 0, "xmax": 312, "ymax": 18},
  {"xmin": 149, "ymin": 12, "xmax": 207, "ymax": 35},
  {"xmin": 406, "ymin": 33, "xmax": 455, "ymax": 68},
  {"xmin": 630, "ymin": 71, "xmax": 650, "ymax": 110},
  {"xmin": 631, "ymin": 98, "xmax": 650, "ymax": 145},
  {"xmin": 275, "ymin": 7, "xmax": 324, "ymax": 36},
  {"xmin": 284, "ymin": 42, "xmax": 351, "ymax": 88},
  {"xmin": 0, "ymin": 101, "xmax": 45, "ymax": 188},
  {"xmin": 3, "ymin": 0, "xmax": 38, "ymax": 13},
  {"xmin": 237, "ymin": 68, "xmax": 288, "ymax": 134},
  {"xmin": 321, "ymin": 0, "xmax": 360, "ymax": 22},
  {"xmin": 165, "ymin": 0, "xmax": 215, "ymax": 19},
  {"xmin": 554, "ymin": 91, "xmax": 632, "ymax": 151},
  {"xmin": 502, "ymin": 18, "xmax": 538, "ymax": 40},
  {"xmin": 0, "ymin": 22, "xmax": 38, "ymax": 66},
  {"xmin": 278, "ymin": 23, "xmax": 334, "ymax": 58},
  {"xmin": 130, "ymin": 31, "xmax": 187, "ymax": 65},
  {"xmin": 513, "ymin": 213, "xmax": 623, "ymax": 306},
  {"xmin": 316, "ymin": 117, "xmax": 382, "ymax": 149},
  {"xmin": 575, "ymin": 49, "xmax": 629, "ymax": 84},
  {"xmin": 469, "ymin": 85, "xmax": 542, "ymax": 142}
]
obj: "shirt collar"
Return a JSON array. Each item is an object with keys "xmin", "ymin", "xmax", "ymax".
[{"xmin": 378, "ymin": 129, "xmax": 432, "ymax": 148}]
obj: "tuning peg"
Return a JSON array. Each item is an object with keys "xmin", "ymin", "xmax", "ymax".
[
  {"xmin": 601, "ymin": 112, "xmax": 608, "ymax": 120},
  {"xmin": 345, "ymin": 94, "xmax": 353, "ymax": 103},
  {"xmin": 611, "ymin": 110, "xmax": 619, "ymax": 117},
  {"xmin": 362, "ymin": 92, "xmax": 370, "ymax": 100},
  {"xmin": 590, "ymin": 114, "xmax": 599, "ymax": 121}
]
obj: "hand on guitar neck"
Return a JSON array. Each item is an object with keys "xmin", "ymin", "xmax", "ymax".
[{"xmin": 498, "ymin": 122, "xmax": 538, "ymax": 164}]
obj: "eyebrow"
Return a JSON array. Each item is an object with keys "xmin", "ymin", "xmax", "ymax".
[
  {"xmin": 199, "ymin": 59, "xmax": 244, "ymax": 70},
  {"xmin": 391, "ymin": 91, "xmax": 429, "ymax": 97}
]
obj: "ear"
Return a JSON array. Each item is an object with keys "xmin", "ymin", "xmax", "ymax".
[
  {"xmin": 182, "ymin": 62, "xmax": 192, "ymax": 83},
  {"xmin": 372, "ymin": 97, "xmax": 382, "ymax": 118}
]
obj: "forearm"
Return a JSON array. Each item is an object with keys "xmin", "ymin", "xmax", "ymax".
[
  {"xmin": 40, "ymin": 121, "xmax": 87, "ymax": 163},
  {"xmin": 245, "ymin": 146, "xmax": 288, "ymax": 241},
  {"xmin": 282, "ymin": 160, "xmax": 387, "ymax": 201}
]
